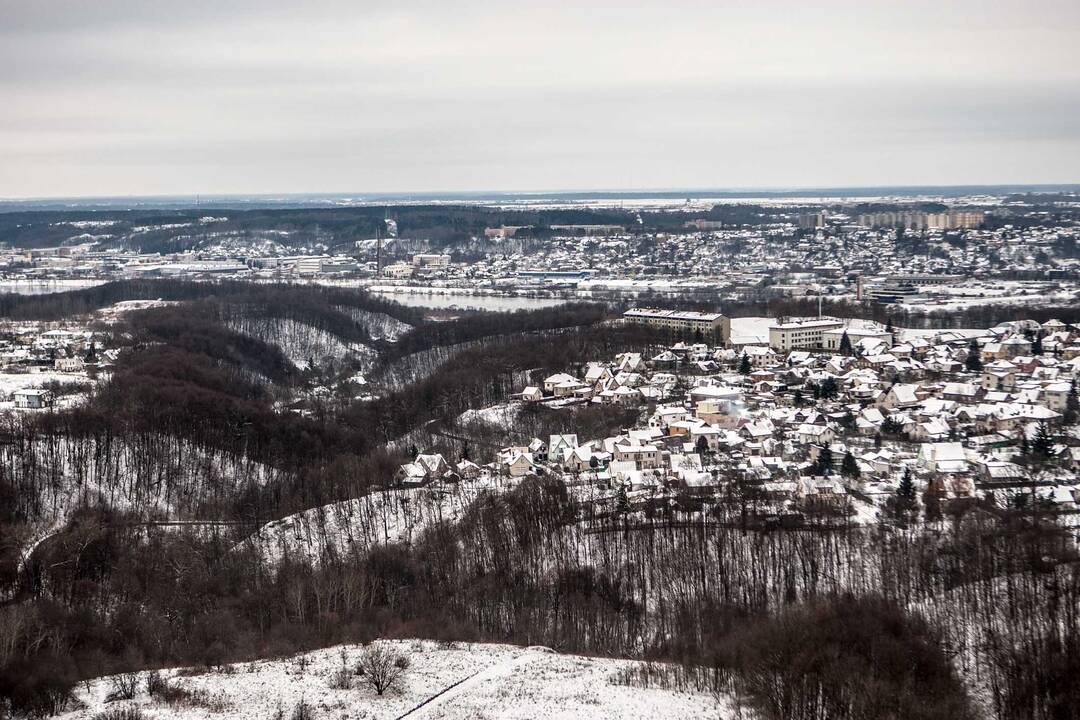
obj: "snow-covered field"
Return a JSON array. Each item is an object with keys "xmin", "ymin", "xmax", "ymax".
[
  {"xmin": 96, "ymin": 299, "xmax": 180, "ymax": 322},
  {"xmin": 59, "ymin": 641, "xmax": 730, "ymax": 720},
  {"xmin": 0, "ymin": 369, "xmax": 90, "ymax": 398}
]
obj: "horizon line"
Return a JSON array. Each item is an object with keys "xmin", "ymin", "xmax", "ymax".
[{"xmin": 1, "ymin": 182, "xmax": 1079, "ymax": 206}]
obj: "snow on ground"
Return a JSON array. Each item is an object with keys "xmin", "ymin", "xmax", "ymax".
[
  {"xmin": 731, "ymin": 315, "xmax": 987, "ymax": 346},
  {"xmin": 224, "ymin": 316, "xmax": 377, "ymax": 370},
  {"xmin": 458, "ymin": 403, "xmax": 520, "ymax": 428},
  {"xmin": 59, "ymin": 641, "xmax": 731, "ymax": 720},
  {"xmin": 0, "ymin": 369, "xmax": 90, "ymax": 397},
  {"xmin": 728, "ymin": 316, "xmax": 772, "ymax": 344},
  {"xmin": 3, "ymin": 433, "xmax": 285, "ymax": 528},
  {"xmin": 248, "ymin": 476, "xmax": 519, "ymax": 565},
  {"xmin": 0, "ymin": 279, "xmax": 107, "ymax": 296},
  {"xmin": 897, "ymin": 326, "xmax": 986, "ymax": 340},
  {"xmin": 96, "ymin": 299, "xmax": 180, "ymax": 322},
  {"xmin": 333, "ymin": 305, "xmax": 413, "ymax": 342}
]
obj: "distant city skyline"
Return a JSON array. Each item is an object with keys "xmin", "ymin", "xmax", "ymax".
[{"xmin": 2, "ymin": 0, "xmax": 1078, "ymax": 198}]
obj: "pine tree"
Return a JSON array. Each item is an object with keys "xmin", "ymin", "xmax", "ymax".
[
  {"xmin": 840, "ymin": 451, "xmax": 860, "ymax": 479},
  {"xmin": 898, "ymin": 467, "xmax": 915, "ymax": 501},
  {"xmin": 1066, "ymin": 379, "xmax": 1080, "ymax": 425},
  {"xmin": 964, "ymin": 339, "xmax": 982, "ymax": 372},
  {"xmin": 739, "ymin": 353, "xmax": 751, "ymax": 375},
  {"xmin": 1031, "ymin": 333, "xmax": 1043, "ymax": 355},
  {"xmin": 814, "ymin": 445, "xmax": 834, "ymax": 476},
  {"xmin": 838, "ymin": 410, "xmax": 856, "ymax": 433},
  {"xmin": 1031, "ymin": 422, "xmax": 1054, "ymax": 462},
  {"xmin": 839, "ymin": 330, "xmax": 852, "ymax": 356},
  {"xmin": 894, "ymin": 467, "xmax": 917, "ymax": 523}
]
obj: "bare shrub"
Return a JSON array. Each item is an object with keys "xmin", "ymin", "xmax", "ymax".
[
  {"xmin": 289, "ymin": 698, "xmax": 317, "ymax": 720},
  {"xmin": 609, "ymin": 661, "xmax": 712, "ymax": 693},
  {"xmin": 106, "ymin": 673, "xmax": 140, "ymax": 702},
  {"xmin": 357, "ymin": 643, "xmax": 410, "ymax": 696},
  {"xmin": 145, "ymin": 671, "xmax": 169, "ymax": 698},
  {"xmin": 328, "ymin": 646, "xmax": 353, "ymax": 690},
  {"xmin": 93, "ymin": 708, "xmax": 147, "ymax": 720},
  {"xmin": 328, "ymin": 668, "xmax": 352, "ymax": 690},
  {"xmin": 291, "ymin": 654, "xmax": 310, "ymax": 676}
]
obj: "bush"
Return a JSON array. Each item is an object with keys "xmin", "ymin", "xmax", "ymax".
[
  {"xmin": 93, "ymin": 708, "xmax": 147, "ymax": 720},
  {"xmin": 358, "ymin": 643, "xmax": 410, "ymax": 696},
  {"xmin": 714, "ymin": 595, "xmax": 975, "ymax": 720},
  {"xmin": 144, "ymin": 671, "xmax": 168, "ymax": 698},
  {"xmin": 327, "ymin": 668, "xmax": 352, "ymax": 690},
  {"xmin": 105, "ymin": 673, "xmax": 140, "ymax": 702},
  {"xmin": 289, "ymin": 698, "xmax": 317, "ymax": 720}
]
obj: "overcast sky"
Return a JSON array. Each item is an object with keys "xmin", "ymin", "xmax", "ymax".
[{"xmin": 2, "ymin": 0, "xmax": 1078, "ymax": 198}]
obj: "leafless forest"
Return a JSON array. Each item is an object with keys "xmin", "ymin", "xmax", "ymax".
[{"xmin": 0, "ymin": 281, "xmax": 1076, "ymax": 719}]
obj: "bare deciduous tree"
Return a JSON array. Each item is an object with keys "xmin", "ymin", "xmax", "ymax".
[{"xmin": 357, "ymin": 643, "xmax": 410, "ymax": 696}]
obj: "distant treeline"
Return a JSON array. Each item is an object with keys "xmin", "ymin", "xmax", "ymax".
[
  {"xmin": 1, "ymin": 205, "xmax": 638, "ymax": 251},
  {"xmin": 0, "ymin": 279, "xmax": 423, "ymax": 324},
  {"xmin": 382, "ymin": 302, "xmax": 608, "ymax": 360}
]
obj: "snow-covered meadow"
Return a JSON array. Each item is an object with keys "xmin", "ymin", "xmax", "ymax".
[{"xmin": 59, "ymin": 641, "xmax": 730, "ymax": 720}]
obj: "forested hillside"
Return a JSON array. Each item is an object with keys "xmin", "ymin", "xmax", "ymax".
[{"xmin": 0, "ymin": 281, "xmax": 1077, "ymax": 720}]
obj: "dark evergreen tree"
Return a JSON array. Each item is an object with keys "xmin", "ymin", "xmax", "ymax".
[
  {"xmin": 839, "ymin": 330, "xmax": 853, "ymax": 356},
  {"xmin": 898, "ymin": 467, "xmax": 916, "ymax": 502},
  {"xmin": 840, "ymin": 451, "xmax": 860, "ymax": 479},
  {"xmin": 1030, "ymin": 422, "xmax": 1054, "ymax": 462},
  {"xmin": 1066, "ymin": 379, "xmax": 1080, "ymax": 425},
  {"xmin": 739, "ymin": 353, "xmax": 752, "ymax": 375},
  {"xmin": 965, "ymin": 339, "xmax": 983, "ymax": 372},
  {"xmin": 814, "ymin": 445, "xmax": 834, "ymax": 476},
  {"xmin": 838, "ymin": 410, "xmax": 856, "ymax": 433}
]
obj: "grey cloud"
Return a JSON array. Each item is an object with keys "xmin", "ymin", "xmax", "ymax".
[{"xmin": 1, "ymin": 1, "xmax": 1077, "ymax": 197}]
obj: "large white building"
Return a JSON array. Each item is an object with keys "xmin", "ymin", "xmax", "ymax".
[
  {"xmin": 768, "ymin": 318, "xmax": 845, "ymax": 351},
  {"xmin": 623, "ymin": 308, "xmax": 730, "ymax": 342},
  {"xmin": 412, "ymin": 253, "xmax": 451, "ymax": 268},
  {"xmin": 821, "ymin": 326, "xmax": 893, "ymax": 351}
]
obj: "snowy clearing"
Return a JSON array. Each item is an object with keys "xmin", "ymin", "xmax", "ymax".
[{"xmin": 59, "ymin": 641, "xmax": 731, "ymax": 720}]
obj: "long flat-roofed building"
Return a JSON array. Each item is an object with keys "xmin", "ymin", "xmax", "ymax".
[
  {"xmin": 623, "ymin": 308, "xmax": 730, "ymax": 342},
  {"xmin": 768, "ymin": 318, "xmax": 845, "ymax": 351}
]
